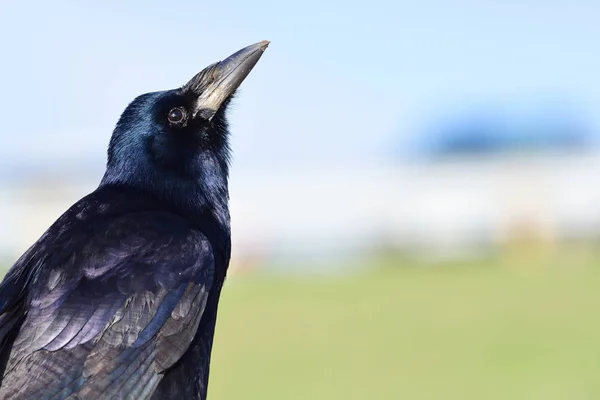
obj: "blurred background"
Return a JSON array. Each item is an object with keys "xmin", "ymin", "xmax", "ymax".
[{"xmin": 2, "ymin": 1, "xmax": 600, "ymax": 398}]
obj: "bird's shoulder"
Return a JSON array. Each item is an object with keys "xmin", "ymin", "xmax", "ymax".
[{"xmin": 2, "ymin": 185, "xmax": 214, "ymax": 306}]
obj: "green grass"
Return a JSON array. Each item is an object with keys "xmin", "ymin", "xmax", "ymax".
[
  {"xmin": 210, "ymin": 259, "xmax": 600, "ymax": 399},
  {"xmin": 1, "ymin": 250, "xmax": 599, "ymax": 399}
]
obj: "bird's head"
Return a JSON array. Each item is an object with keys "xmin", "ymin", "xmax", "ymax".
[{"xmin": 101, "ymin": 41, "xmax": 269, "ymax": 221}]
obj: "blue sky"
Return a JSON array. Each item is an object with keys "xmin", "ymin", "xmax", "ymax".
[{"xmin": 1, "ymin": 0, "xmax": 599, "ymax": 174}]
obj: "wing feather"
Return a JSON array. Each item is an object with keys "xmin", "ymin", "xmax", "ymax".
[{"xmin": 0, "ymin": 211, "xmax": 214, "ymax": 400}]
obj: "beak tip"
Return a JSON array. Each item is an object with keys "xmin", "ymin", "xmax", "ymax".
[{"xmin": 259, "ymin": 40, "xmax": 270, "ymax": 50}]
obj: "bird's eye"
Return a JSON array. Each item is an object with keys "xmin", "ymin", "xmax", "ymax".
[{"xmin": 167, "ymin": 107, "xmax": 187, "ymax": 126}]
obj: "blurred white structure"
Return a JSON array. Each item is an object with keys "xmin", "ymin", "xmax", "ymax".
[{"xmin": 1, "ymin": 151, "xmax": 600, "ymax": 267}]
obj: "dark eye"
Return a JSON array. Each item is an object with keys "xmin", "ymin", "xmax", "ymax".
[{"xmin": 167, "ymin": 107, "xmax": 187, "ymax": 125}]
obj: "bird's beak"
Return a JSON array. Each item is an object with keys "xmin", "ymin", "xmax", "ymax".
[{"xmin": 183, "ymin": 40, "xmax": 270, "ymax": 121}]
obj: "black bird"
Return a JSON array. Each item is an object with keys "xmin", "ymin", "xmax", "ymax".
[{"xmin": 0, "ymin": 40, "xmax": 269, "ymax": 399}]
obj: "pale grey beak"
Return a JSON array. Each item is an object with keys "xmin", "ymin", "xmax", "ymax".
[{"xmin": 182, "ymin": 40, "xmax": 270, "ymax": 121}]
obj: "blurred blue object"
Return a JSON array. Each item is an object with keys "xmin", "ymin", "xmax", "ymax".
[{"xmin": 411, "ymin": 99, "xmax": 593, "ymax": 159}]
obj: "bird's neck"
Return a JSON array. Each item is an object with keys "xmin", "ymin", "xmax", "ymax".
[{"xmin": 100, "ymin": 152, "xmax": 231, "ymax": 231}]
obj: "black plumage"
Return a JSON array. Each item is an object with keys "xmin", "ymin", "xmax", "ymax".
[{"xmin": 0, "ymin": 40, "xmax": 269, "ymax": 399}]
